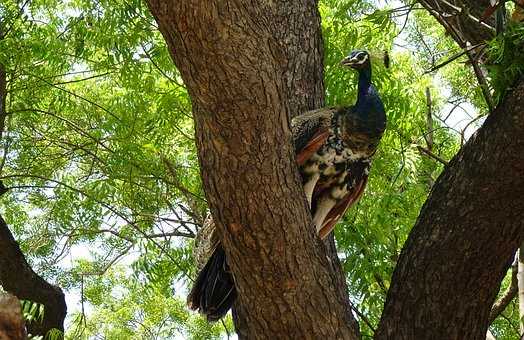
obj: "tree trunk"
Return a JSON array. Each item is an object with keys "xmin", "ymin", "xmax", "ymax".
[
  {"xmin": 145, "ymin": 1, "xmax": 359, "ymax": 339},
  {"xmin": 0, "ymin": 294, "xmax": 27, "ymax": 340},
  {"xmin": 375, "ymin": 77, "xmax": 524, "ymax": 339}
]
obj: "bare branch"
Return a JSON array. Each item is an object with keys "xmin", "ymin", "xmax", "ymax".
[
  {"xmin": 489, "ymin": 258, "xmax": 518, "ymax": 323},
  {"xmin": 425, "ymin": 87, "xmax": 434, "ymax": 150},
  {"xmin": 416, "ymin": 145, "xmax": 449, "ymax": 165},
  {"xmin": 423, "ymin": 43, "xmax": 484, "ymax": 74}
]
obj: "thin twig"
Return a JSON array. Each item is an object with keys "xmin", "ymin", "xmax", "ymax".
[
  {"xmin": 425, "ymin": 87, "xmax": 434, "ymax": 150},
  {"xmin": 490, "ymin": 258, "xmax": 518, "ymax": 323},
  {"xmin": 349, "ymin": 303, "xmax": 376, "ymax": 333},
  {"xmin": 28, "ymin": 73, "xmax": 122, "ymax": 122},
  {"xmin": 416, "ymin": 145, "xmax": 449, "ymax": 165},
  {"xmin": 0, "ymin": 0, "xmax": 31, "ymax": 39},
  {"xmin": 221, "ymin": 319, "xmax": 231, "ymax": 340},
  {"xmin": 423, "ymin": 43, "xmax": 484, "ymax": 74},
  {"xmin": 460, "ymin": 114, "xmax": 486, "ymax": 146}
]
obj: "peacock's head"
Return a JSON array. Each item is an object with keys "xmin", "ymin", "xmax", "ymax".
[{"xmin": 340, "ymin": 50, "xmax": 370, "ymax": 70}]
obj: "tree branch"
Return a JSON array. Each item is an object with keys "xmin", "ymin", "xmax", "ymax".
[
  {"xmin": 489, "ymin": 258, "xmax": 518, "ymax": 323},
  {"xmin": 416, "ymin": 145, "xmax": 449, "ymax": 165},
  {"xmin": 0, "ymin": 294, "xmax": 26, "ymax": 340},
  {"xmin": 0, "ymin": 214, "xmax": 66, "ymax": 337},
  {"xmin": 376, "ymin": 77, "xmax": 524, "ymax": 339}
]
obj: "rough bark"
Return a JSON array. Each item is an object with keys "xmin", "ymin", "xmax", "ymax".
[
  {"xmin": 145, "ymin": 1, "xmax": 359, "ymax": 339},
  {"xmin": 0, "ymin": 214, "xmax": 67, "ymax": 337},
  {"xmin": 260, "ymin": 1, "xmax": 325, "ymax": 117},
  {"xmin": 375, "ymin": 77, "xmax": 524, "ymax": 339},
  {"xmin": 0, "ymin": 294, "xmax": 27, "ymax": 340},
  {"xmin": 231, "ymin": 236, "xmax": 359, "ymax": 338}
]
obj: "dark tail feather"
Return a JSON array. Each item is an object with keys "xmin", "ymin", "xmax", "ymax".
[{"xmin": 187, "ymin": 244, "xmax": 237, "ymax": 321}]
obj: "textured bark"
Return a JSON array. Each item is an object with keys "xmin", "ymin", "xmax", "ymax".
[
  {"xmin": 146, "ymin": 1, "xmax": 358, "ymax": 339},
  {"xmin": 0, "ymin": 294, "xmax": 27, "ymax": 340},
  {"xmin": 375, "ymin": 77, "xmax": 524, "ymax": 339},
  {"xmin": 262, "ymin": 1, "xmax": 325, "ymax": 118},
  {"xmin": 232, "ymin": 236, "xmax": 359, "ymax": 338},
  {"xmin": 0, "ymin": 215, "xmax": 66, "ymax": 337}
]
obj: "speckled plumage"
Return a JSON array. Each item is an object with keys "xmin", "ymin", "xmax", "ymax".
[
  {"xmin": 192, "ymin": 214, "xmax": 219, "ymax": 272},
  {"xmin": 292, "ymin": 107, "xmax": 335, "ymax": 153}
]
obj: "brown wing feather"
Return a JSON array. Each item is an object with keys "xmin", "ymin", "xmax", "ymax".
[
  {"xmin": 318, "ymin": 176, "xmax": 368, "ymax": 239},
  {"xmin": 296, "ymin": 128, "xmax": 330, "ymax": 166}
]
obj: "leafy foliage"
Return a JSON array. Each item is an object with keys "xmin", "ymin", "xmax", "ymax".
[
  {"xmin": 21, "ymin": 300, "xmax": 45, "ymax": 324},
  {"xmin": 487, "ymin": 23, "xmax": 524, "ymax": 104},
  {"xmin": 21, "ymin": 300, "xmax": 63, "ymax": 340}
]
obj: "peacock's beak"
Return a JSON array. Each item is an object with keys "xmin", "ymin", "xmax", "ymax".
[{"xmin": 340, "ymin": 56, "xmax": 359, "ymax": 67}]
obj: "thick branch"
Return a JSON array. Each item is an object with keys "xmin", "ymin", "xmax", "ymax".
[
  {"xmin": 489, "ymin": 259, "xmax": 518, "ymax": 324},
  {"xmin": 375, "ymin": 77, "xmax": 524, "ymax": 339},
  {"xmin": 0, "ymin": 214, "xmax": 66, "ymax": 337},
  {"xmin": 417, "ymin": 145, "xmax": 449, "ymax": 166},
  {"xmin": 418, "ymin": 0, "xmax": 494, "ymax": 46}
]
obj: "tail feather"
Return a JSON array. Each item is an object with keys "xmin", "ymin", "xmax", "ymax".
[{"xmin": 187, "ymin": 245, "xmax": 237, "ymax": 321}]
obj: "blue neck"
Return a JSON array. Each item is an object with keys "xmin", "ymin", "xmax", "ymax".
[
  {"xmin": 338, "ymin": 62, "xmax": 386, "ymax": 142},
  {"xmin": 356, "ymin": 66, "xmax": 372, "ymax": 108}
]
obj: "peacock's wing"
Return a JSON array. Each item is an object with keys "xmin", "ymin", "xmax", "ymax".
[
  {"xmin": 193, "ymin": 214, "xmax": 220, "ymax": 272},
  {"xmin": 292, "ymin": 107, "xmax": 340, "ymax": 165},
  {"xmin": 310, "ymin": 158, "xmax": 371, "ymax": 240},
  {"xmin": 317, "ymin": 175, "xmax": 368, "ymax": 239}
]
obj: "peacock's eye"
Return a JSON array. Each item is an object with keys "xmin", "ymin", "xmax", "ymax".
[{"xmin": 358, "ymin": 53, "xmax": 365, "ymax": 60}]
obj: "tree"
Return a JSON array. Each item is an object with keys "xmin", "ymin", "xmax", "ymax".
[
  {"xmin": 145, "ymin": 1, "xmax": 361, "ymax": 338},
  {"xmin": 146, "ymin": 0, "xmax": 524, "ymax": 338},
  {"xmin": 0, "ymin": 294, "xmax": 26, "ymax": 340}
]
